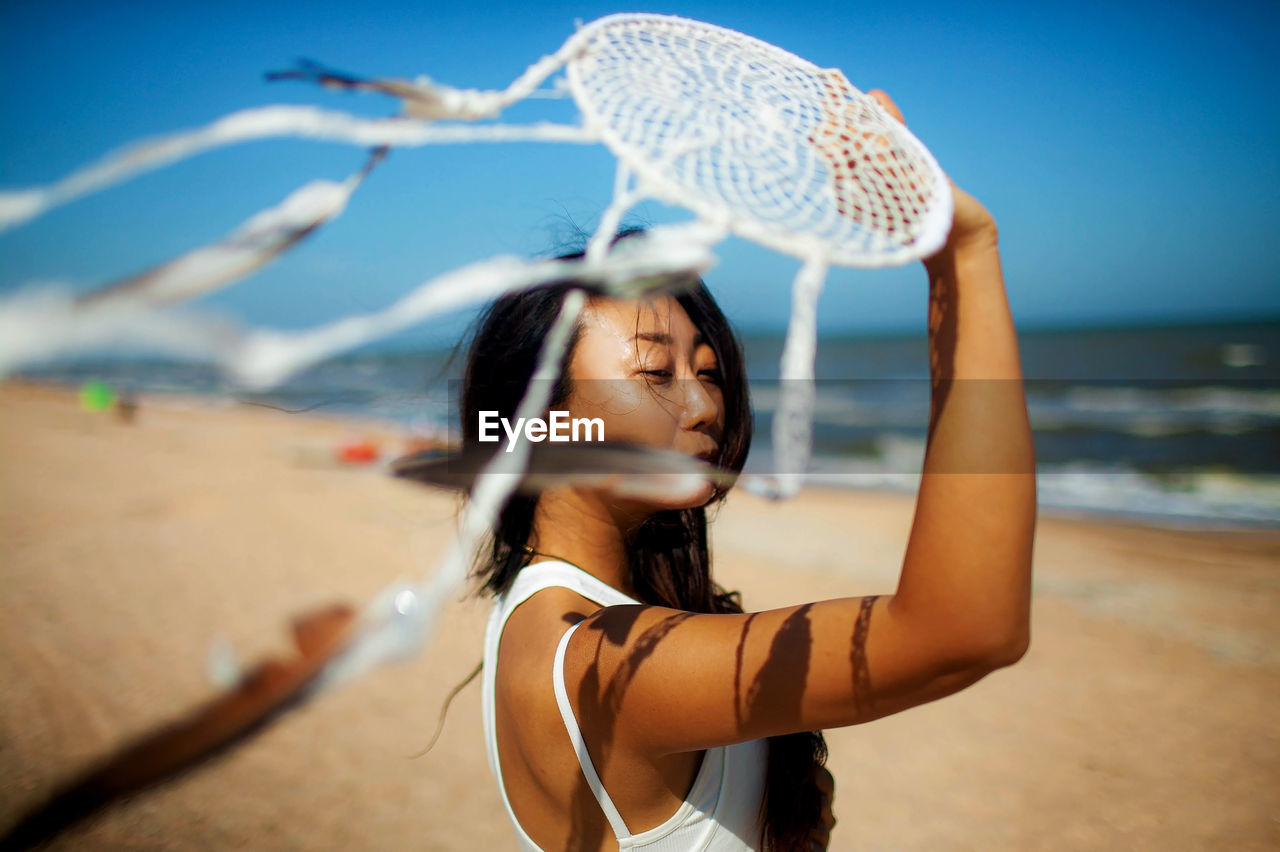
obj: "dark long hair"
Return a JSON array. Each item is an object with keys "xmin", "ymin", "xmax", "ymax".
[{"xmin": 461, "ymin": 252, "xmax": 826, "ymax": 850}]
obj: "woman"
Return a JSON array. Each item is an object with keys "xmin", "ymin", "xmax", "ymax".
[{"xmin": 461, "ymin": 91, "xmax": 1035, "ymax": 851}]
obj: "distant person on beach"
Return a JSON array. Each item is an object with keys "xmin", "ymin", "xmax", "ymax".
[{"xmin": 459, "ymin": 91, "xmax": 1035, "ymax": 851}]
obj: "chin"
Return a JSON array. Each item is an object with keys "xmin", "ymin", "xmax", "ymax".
[
  {"xmin": 608, "ymin": 474, "xmax": 720, "ymax": 516},
  {"xmin": 677, "ymin": 478, "xmax": 719, "ymax": 510}
]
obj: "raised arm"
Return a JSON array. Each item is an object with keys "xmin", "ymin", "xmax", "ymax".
[
  {"xmin": 568, "ymin": 92, "xmax": 1036, "ymax": 755},
  {"xmin": 862, "ymin": 88, "xmax": 1035, "ymax": 716}
]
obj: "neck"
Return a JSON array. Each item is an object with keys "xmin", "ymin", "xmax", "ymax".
[{"xmin": 529, "ymin": 489, "xmax": 644, "ymax": 597}]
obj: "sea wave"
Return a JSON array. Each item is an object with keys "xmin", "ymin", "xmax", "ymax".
[{"xmin": 785, "ymin": 449, "xmax": 1280, "ymax": 528}]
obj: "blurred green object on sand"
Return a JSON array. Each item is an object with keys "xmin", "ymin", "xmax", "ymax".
[{"xmin": 79, "ymin": 380, "xmax": 116, "ymax": 412}]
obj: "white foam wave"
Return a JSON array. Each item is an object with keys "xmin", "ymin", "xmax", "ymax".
[{"xmin": 801, "ymin": 451, "xmax": 1280, "ymax": 527}]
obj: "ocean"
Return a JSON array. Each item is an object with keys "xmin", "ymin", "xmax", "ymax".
[
  {"xmin": 744, "ymin": 321, "xmax": 1279, "ymax": 527},
  {"xmin": 19, "ymin": 319, "xmax": 1279, "ymax": 528}
]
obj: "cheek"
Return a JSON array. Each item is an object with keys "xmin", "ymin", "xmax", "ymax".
[
  {"xmin": 568, "ymin": 382, "xmax": 681, "ymax": 447},
  {"xmin": 710, "ymin": 388, "xmax": 727, "ymax": 435}
]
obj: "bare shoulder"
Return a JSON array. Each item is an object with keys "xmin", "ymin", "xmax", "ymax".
[
  {"xmin": 492, "ymin": 586, "xmax": 623, "ymax": 846},
  {"xmin": 497, "ymin": 586, "xmax": 601, "ymax": 694}
]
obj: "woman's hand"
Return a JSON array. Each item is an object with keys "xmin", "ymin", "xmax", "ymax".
[{"xmin": 865, "ymin": 89, "xmax": 998, "ymax": 259}]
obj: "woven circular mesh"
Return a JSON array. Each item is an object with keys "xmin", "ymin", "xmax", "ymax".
[{"xmin": 566, "ymin": 14, "xmax": 952, "ymax": 266}]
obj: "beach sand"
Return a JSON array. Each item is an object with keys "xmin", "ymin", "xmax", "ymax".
[{"xmin": 2, "ymin": 382, "xmax": 1277, "ymax": 850}]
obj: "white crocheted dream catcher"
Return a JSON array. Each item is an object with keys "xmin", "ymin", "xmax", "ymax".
[{"xmin": 0, "ymin": 15, "xmax": 951, "ymax": 843}]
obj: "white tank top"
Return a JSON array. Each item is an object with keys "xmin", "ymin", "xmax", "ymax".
[{"xmin": 482, "ymin": 560, "xmax": 768, "ymax": 851}]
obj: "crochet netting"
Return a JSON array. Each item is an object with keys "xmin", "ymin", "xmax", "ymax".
[{"xmin": 566, "ymin": 14, "xmax": 950, "ymax": 266}]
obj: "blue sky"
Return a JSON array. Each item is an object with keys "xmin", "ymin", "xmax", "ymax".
[{"xmin": 2, "ymin": 0, "xmax": 1277, "ymax": 343}]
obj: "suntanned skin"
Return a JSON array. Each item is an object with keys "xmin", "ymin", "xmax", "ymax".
[{"xmin": 492, "ymin": 91, "xmax": 1035, "ymax": 851}]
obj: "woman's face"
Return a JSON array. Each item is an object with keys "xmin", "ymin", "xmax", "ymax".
[{"xmin": 563, "ymin": 295, "xmax": 725, "ymax": 508}]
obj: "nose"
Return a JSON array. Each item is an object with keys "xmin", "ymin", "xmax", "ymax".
[{"xmin": 678, "ymin": 376, "xmax": 719, "ymax": 432}]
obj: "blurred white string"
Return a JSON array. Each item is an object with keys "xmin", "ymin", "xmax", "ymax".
[
  {"xmin": 83, "ymin": 150, "xmax": 385, "ymax": 310},
  {"xmin": 316, "ymin": 289, "xmax": 587, "ymax": 689},
  {"xmin": 0, "ymin": 107, "xmax": 593, "ymax": 233},
  {"xmin": 0, "ymin": 223, "xmax": 717, "ymax": 386},
  {"xmin": 765, "ymin": 253, "xmax": 830, "ymax": 499}
]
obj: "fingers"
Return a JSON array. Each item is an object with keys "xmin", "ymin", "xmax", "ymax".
[{"xmin": 866, "ymin": 88, "xmax": 906, "ymax": 125}]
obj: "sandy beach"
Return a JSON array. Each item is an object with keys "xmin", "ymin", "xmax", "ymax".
[{"xmin": 1, "ymin": 381, "xmax": 1277, "ymax": 850}]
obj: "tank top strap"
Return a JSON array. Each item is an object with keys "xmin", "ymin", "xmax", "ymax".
[
  {"xmin": 484, "ymin": 561, "xmax": 641, "ymax": 848},
  {"xmin": 501, "ymin": 559, "xmax": 639, "ymax": 617},
  {"xmin": 553, "ymin": 620, "xmax": 633, "ymax": 841}
]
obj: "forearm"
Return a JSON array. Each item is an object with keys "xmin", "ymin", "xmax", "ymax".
[{"xmin": 890, "ymin": 230, "xmax": 1036, "ymax": 665}]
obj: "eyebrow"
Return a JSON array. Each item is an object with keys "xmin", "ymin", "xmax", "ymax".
[{"xmin": 632, "ymin": 332, "xmax": 708, "ymax": 346}]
